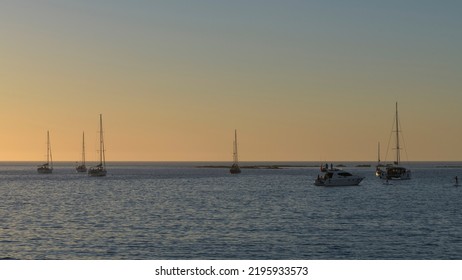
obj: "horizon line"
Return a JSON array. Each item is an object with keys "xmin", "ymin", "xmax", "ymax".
[{"xmin": 1, "ymin": 160, "xmax": 462, "ymax": 163}]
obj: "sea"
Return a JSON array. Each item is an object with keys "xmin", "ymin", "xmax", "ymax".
[{"xmin": 1, "ymin": 161, "xmax": 462, "ymax": 260}]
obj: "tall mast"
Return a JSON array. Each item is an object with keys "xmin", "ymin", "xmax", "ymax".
[
  {"xmin": 47, "ymin": 130, "xmax": 50, "ymax": 165},
  {"xmin": 99, "ymin": 114, "xmax": 105, "ymax": 167},
  {"xmin": 233, "ymin": 129, "xmax": 238, "ymax": 164},
  {"xmin": 395, "ymin": 102, "xmax": 400, "ymax": 165},
  {"xmin": 82, "ymin": 131, "xmax": 86, "ymax": 165},
  {"xmin": 377, "ymin": 142, "xmax": 381, "ymax": 163},
  {"xmin": 48, "ymin": 130, "xmax": 53, "ymax": 168}
]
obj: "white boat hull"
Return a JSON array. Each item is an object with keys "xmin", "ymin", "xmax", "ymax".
[{"xmin": 315, "ymin": 177, "xmax": 364, "ymax": 186}]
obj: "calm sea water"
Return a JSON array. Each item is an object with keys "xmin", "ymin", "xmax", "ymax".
[{"xmin": 1, "ymin": 161, "xmax": 462, "ymax": 260}]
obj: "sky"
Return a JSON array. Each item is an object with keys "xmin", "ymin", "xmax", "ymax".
[{"xmin": 1, "ymin": 0, "xmax": 462, "ymax": 162}]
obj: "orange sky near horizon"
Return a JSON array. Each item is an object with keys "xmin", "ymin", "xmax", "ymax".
[{"xmin": 1, "ymin": 1, "xmax": 462, "ymax": 162}]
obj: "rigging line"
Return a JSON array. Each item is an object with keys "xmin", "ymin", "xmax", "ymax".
[
  {"xmin": 384, "ymin": 112, "xmax": 396, "ymax": 163},
  {"xmin": 94, "ymin": 126, "xmax": 99, "ymax": 163},
  {"xmin": 398, "ymin": 118, "xmax": 410, "ymax": 162}
]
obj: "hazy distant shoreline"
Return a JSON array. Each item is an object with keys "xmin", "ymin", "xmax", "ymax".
[
  {"xmin": 196, "ymin": 165, "xmax": 307, "ymax": 169},
  {"xmin": 196, "ymin": 164, "xmax": 373, "ymax": 169},
  {"xmin": 1, "ymin": 161, "xmax": 462, "ymax": 170}
]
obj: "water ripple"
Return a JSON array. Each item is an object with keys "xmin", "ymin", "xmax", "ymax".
[{"xmin": 1, "ymin": 163, "xmax": 462, "ymax": 259}]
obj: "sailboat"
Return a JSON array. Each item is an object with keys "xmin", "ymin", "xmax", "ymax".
[
  {"xmin": 37, "ymin": 131, "xmax": 53, "ymax": 174},
  {"xmin": 88, "ymin": 114, "xmax": 107, "ymax": 177},
  {"xmin": 76, "ymin": 132, "xmax": 87, "ymax": 173},
  {"xmin": 375, "ymin": 142, "xmax": 385, "ymax": 177},
  {"xmin": 376, "ymin": 102, "xmax": 411, "ymax": 180},
  {"xmin": 229, "ymin": 129, "xmax": 241, "ymax": 174}
]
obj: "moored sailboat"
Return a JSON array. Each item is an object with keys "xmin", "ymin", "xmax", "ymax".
[
  {"xmin": 88, "ymin": 114, "xmax": 107, "ymax": 177},
  {"xmin": 230, "ymin": 129, "xmax": 241, "ymax": 174},
  {"xmin": 37, "ymin": 131, "xmax": 53, "ymax": 174},
  {"xmin": 376, "ymin": 102, "xmax": 411, "ymax": 180},
  {"xmin": 76, "ymin": 131, "xmax": 87, "ymax": 173}
]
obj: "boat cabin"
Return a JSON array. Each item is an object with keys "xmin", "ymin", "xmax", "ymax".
[{"xmin": 323, "ymin": 171, "xmax": 353, "ymax": 179}]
